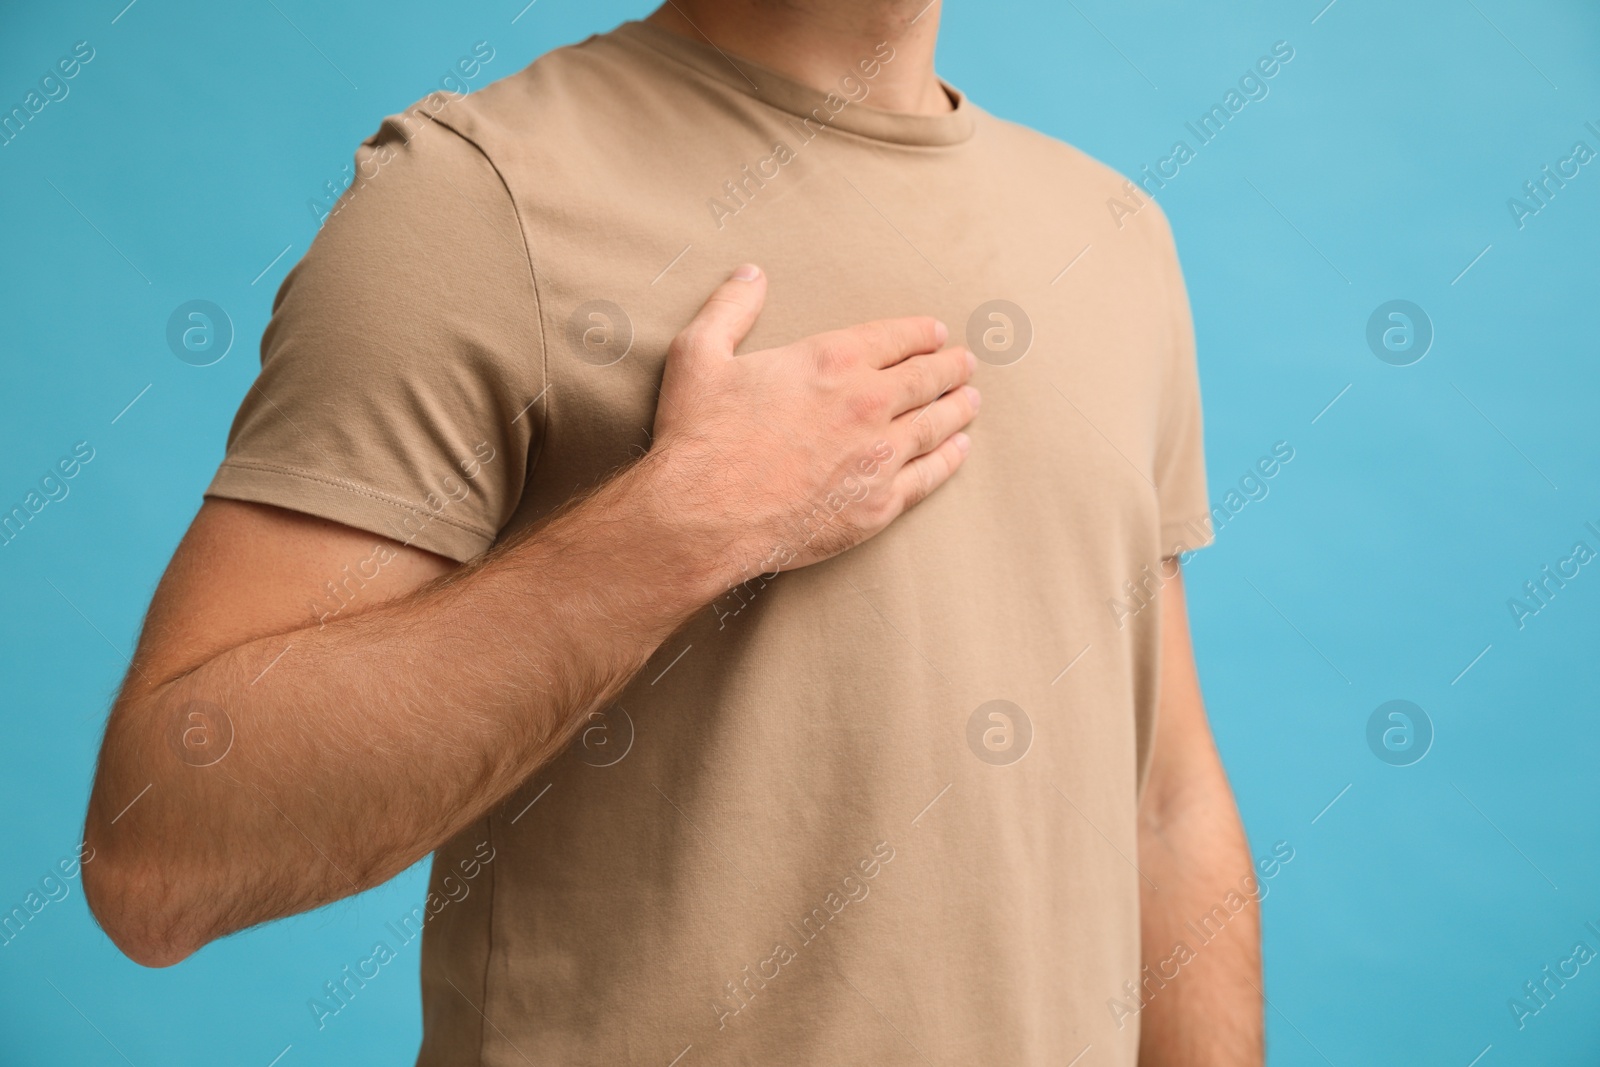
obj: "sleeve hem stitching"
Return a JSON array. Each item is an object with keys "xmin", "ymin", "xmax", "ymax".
[{"xmin": 212, "ymin": 458, "xmax": 498, "ymax": 540}]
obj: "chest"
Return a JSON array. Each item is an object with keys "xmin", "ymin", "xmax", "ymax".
[{"xmin": 507, "ymin": 129, "xmax": 1173, "ymax": 564}]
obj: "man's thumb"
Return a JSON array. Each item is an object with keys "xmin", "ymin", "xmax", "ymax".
[{"xmin": 675, "ymin": 264, "xmax": 766, "ymax": 360}]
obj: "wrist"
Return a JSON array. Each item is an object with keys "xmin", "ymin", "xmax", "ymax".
[{"xmin": 590, "ymin": 445, "xmax": 745, "ymax": 612}]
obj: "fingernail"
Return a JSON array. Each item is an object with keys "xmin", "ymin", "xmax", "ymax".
[
  {"xmin": 953, "ymin": 432, "xmax": 972, "ymax": 454},
  {"xmin": 934, "ymin": 320, "xmax": 949, "ymax": 346},
  {"xmin": 732, "ymin": 263, "xmax": 761, "ymax": 281},
  {"xmin": 965, "ymin": 349, "xmax": 976, "ymax": 374},
  {"xmin": 964, "ymin": 385, "xmax": 981, "ymax": 410}
]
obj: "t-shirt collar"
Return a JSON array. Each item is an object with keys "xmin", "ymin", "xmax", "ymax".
[{"xmin": 613, "ymin": 19, "xmax": 977, "ymax": 148}]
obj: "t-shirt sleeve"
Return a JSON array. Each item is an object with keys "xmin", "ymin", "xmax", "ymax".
[
  {"xmin": 204, "ymin": 105, "xmax": 544, "ymax": 562},
  {"xmin": 1146, "ymin": 204, "xmax": 1213, "ymax": 557}
]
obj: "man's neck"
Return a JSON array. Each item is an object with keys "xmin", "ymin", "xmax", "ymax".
[{"xmin": 644, "ymin": 0, "xmax": 951, "ymax": 115}]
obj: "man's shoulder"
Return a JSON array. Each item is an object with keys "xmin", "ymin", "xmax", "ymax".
[
  {"xmin": 318, "ymin": 28, "xmax": 642, "ymax": 233},
  {"xmin": 973, "ymin": 108, "xmax": 1177, "ymax": 240},
  {"xmin": 410, "ymin": 27, "xmax": 647, "ymax": 160},
  {"xmin": 975, "ymin": 110, "xmax": 1109, "ymax": 175}
]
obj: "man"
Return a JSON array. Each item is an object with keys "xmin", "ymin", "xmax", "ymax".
[{"xmin": 84, "ymin": 1, "xmax": 1262, "ymax": 1063}]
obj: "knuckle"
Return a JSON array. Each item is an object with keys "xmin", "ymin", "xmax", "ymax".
[
  {"xmin": 671, "ymin": 325, "xmax": 708, "ymax": 360},
  {"xmin": 853, "ymin": 320, "xmax": 892, "ymax": 356},
  {"xmin": 903, "ymin": 467, "xmax": 931, "ymax": 507},
  {"xmin": 862, "ymin": 480, "xmax": 897, "ymax": 519},
  {"xmin": 952, "ymin": 347, "xmax": 974, "ymax": 381},
  {"xmin": 847, "ymin": 387, "xmax": 889, "ymax": 424},
  {"xmin": 901, "ymin": 360, "xmax": 932, "ymax": 404},
  {"xmin": 811, "ymin": 335, "xmax": 856, "ymax": 375}
]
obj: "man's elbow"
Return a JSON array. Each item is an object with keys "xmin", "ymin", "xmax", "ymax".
[{"xmin": 82, "ymin": 845, "xmax": 204, "ymax": 968}]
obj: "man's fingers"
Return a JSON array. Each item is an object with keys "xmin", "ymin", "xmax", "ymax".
[
  {"xmin": 887, "ymin": 383, "xmax": 980, "ymax": 461},
  {"xmin": 887, "ymin": 346, "xmax": 976, "ymax": 416},
  {"xmin": 837, "ymin": 316, "xmax": 948, "ymax": 369},
  {"xmin": 672, "ymin": 264, "xmax": 768, "ymax": 362},
  {"xmin": 892, "ymin": 433, "xmax": 971, "ymax": 510}
]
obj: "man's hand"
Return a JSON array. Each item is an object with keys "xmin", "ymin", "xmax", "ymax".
[
  {"xmin": 83, "ymin": 265, "xmax": 978, "ymax": 967},
  {"xmin": 652, "ymin": 263, "xmax": 977, "ymax": 573}
]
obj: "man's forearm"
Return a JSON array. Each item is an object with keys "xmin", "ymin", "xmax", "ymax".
[
  {"xmin": 85, "ymin": 450, "xmax": 726, "ymax": 966},
  {"xmin": 1136, "ymin": 766, "xmax": 1263, "ymax": 1065}
]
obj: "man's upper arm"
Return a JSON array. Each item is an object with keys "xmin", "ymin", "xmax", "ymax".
[
  {"xmin": 131, "ymin": 499, "xmax": 455, "ymax": 690},
  {"xmin": 204, "ymin": 99, "xmax": 544, "ymax": 565},
  {"xmin": 1141, "ymin": 201, "xmax": 1213, "ymax": 558},
  {"xmin": 132, "ymin": 101, "xmax": 546, "ymax": 689},
  {"xmin": 1143, "ymin": 569, "xmax": 1226, "ymax": 819}
]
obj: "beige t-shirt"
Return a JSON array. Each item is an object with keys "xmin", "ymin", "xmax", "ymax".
[{"xmin": 207, "ymin": 20, "xmax": 1212, "ymax": 1067}]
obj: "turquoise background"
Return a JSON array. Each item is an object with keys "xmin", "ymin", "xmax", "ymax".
[{"xmin": 1, "ymin": 0, "xmax": 1596, "ymax": 1063}]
